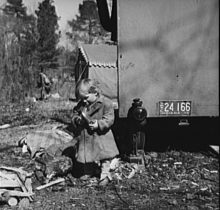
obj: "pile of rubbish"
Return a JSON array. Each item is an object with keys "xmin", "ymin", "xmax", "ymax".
[
  {"xmin": 18, "ymin": 127, "xmax": 76, "ymax": 182},
  {"xmin": 0, "ymin": 127, "xmax": 144, "ymax": 208},
  {"xmin": 0, "ymin": 127, "xmax": 76, "ymax": 207},
  {"xmin": 0, "ymin": 128, "xmax": 145, "ymax": 208}
]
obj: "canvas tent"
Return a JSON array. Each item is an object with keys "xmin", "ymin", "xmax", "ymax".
[{"xmin": 75, "ymin": 44, "xmax": 118, "ymax": 105}]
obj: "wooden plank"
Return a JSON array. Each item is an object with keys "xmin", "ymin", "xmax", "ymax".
[
  {"xmin": 36, "ymin": 178, "xmax": 65, "ymax": 190},
  {"xmin": 0, "ymin": 189, "xmax": 34, "ymax": 197},
  {"xmin": 0, "ymin": 179, "xmax": 20, "ymax": 188},
  {"xmin": 0, "ymin": 124, "xmax": 11, "ymax": 129},
  {"xmin": 0, "ymin": 166, "xmax": 32, "ymax": 177}
]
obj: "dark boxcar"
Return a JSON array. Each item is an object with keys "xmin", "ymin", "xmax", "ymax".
[
  {"xmin": 88, "ymin": 0, "xmax": 219, "ymax": 149},
  {"xmin": 116, "ymin": 0, "xmax": 219, "ymax": 119}
]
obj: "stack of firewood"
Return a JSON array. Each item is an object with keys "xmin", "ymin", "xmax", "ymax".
[{"xmin": 0, "ymin": 166, "xmax": 34, "ymax": 207}]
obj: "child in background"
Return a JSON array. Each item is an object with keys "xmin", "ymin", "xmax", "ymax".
[{"xmin": 71, "ymin": 78, "xmax": 119, "ymax": 186}]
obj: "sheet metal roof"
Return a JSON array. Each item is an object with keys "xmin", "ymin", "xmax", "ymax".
[{"xmin": 79, "ymin": 44, "xmax": 117, "ymax": 68}]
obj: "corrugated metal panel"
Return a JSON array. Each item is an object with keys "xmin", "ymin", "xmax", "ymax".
[{"xmin": 79, "ymin": 44, "xmax": 117, "ymax": 68}]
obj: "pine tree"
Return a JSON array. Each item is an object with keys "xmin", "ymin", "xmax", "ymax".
[
  {"xmin": 66, "ymin": 0, "xmax": 110, "ymax": 47},
  {"xmin": 1, "ymin": 0, "xmax": 38, "ymax": 102},
  {"xmin": 3, "ymin": 0, "xmax": 37, "ymax": 55},
  {"xmin": 35, "ymin": 0, "xmax": 60, "ymax": 68},
  {"xmin": 3, "ymin": 0, "xmax": 26, "ymax": 18}
]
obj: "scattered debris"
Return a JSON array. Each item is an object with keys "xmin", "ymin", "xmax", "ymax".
[
  {"xmin": 110, "ymin": 161, "xmax": 140, "ymax": 181},
  {"xmin": 0, "ymin": 112, "xmax": 219, "ymax": 210},
  {"xmin": 0, "ymin": 124, "xmax": 11, "ymax": 130},
  {"xmin": 51, "ymin": 93, "xmax": 60, "ymax": 99},
  {"xmin": 17, "ymin": 128, "xmax": 75, "ymax": 186},
  {"xmin": 0, "ymin": 145, "xmax": 219, "ymax": 209},
  {"xmin": 149, "ymin": 152, "xmax": 158, "ymax": 158},
  {"xmin": 110, "ymin": 158, "xmax": 120, "ymax": 170}
]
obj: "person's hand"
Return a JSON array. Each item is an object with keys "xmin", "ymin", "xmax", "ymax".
[
  {"xmin": 89, "ymin": 120, "xmax": 98, "ymax": 130},
  {"xmin": 75, "ymin": 116, "xmax": 83, "ymax": 126}
]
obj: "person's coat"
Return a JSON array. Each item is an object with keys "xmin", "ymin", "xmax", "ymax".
[{"xmin": 71, "ymin": 95, "xmax": 119, "ymax": 163}]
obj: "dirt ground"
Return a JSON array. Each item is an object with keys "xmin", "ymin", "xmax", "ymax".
[{"xmin": 0, "ymin": 100, "xmax": 219, "ymax": 210}]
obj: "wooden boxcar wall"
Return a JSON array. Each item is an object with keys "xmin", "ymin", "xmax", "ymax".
[{"xmin": 117, "ymin": 0, "xmax": 219, "ymax": 118}]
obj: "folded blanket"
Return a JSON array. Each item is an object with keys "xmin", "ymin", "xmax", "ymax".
[{"xmin": 18, "ymin": 129, "xmax": 77, "ymax": 158}]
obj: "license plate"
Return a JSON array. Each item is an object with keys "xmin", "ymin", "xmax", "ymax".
[{"xmin": 159, "ymin": 101, "xmax": 192, "ymax": 116}]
